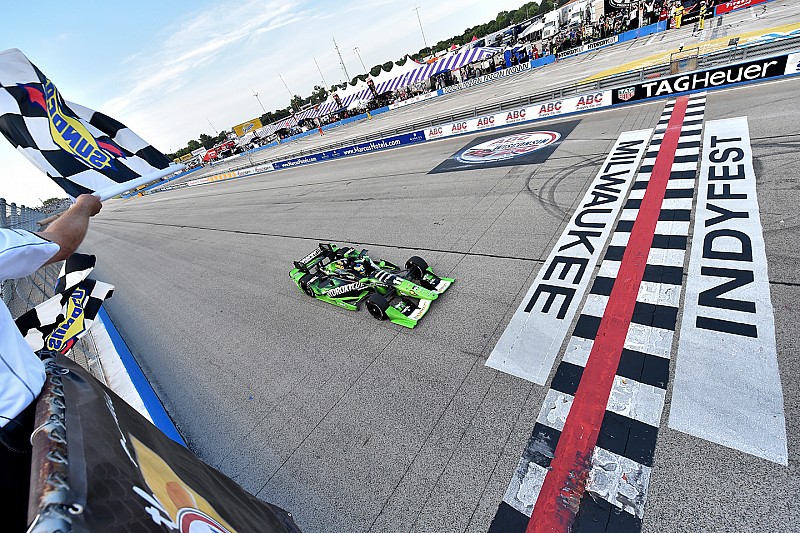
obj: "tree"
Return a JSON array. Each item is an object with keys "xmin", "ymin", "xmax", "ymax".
[
  {"xmin": 199, "ymin": 133, "xmax": 215, "ymax": 149},
  {"xmin": 187, "ymin": 139, "xmax": 201, "ymax": 152},
  {"xmin": 538, "ymin": 0, "xmax": 553, "ymax": 15}
]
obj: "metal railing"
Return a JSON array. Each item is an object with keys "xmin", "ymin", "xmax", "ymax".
[
  {"xmin": 0, "ymin": 198, "xmax": 106, "ymax": 385},
  {"xmin": 158, "ymin": 32, "xmax": 800, "ymax": 192}
]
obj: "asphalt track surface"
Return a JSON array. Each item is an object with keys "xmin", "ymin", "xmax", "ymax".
[{"xmin": 81, "ymin": 69, "xmax": 800, "ymax": 532}]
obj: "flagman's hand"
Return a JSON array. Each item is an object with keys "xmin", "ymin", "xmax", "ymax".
[
  {"xmin": 73, "ymin": 194, "xmax": 102, "ymax": 217},
  {"xmin": 37, "ymin": 194, "xmax": 103, "ymax": 264}
]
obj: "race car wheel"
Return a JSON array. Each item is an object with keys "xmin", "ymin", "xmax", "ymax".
[
  {"xmin": 405, "ymin": 256, "xmax": 428, "ymax": 280},
  {"xmin": 365, "ymin": 293, "xmax": 389, "ymax": 320},
  {"xmin": 299, "ymin": 274, "xmax": 316, "ymax": 297}
]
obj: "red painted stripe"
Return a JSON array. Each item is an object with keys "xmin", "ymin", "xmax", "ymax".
[{"xmin": 527, "ymin": 96, "xmax": 690, "ymax": 533}]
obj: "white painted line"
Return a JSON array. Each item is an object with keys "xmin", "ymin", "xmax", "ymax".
[
  {"xmin": 503, "ymin": 459, "xmax": 547, "ymax": 517},
  {"xmin": 586, "ymin": 447, "xmax": 652, "ymax": 519},
  {"xmin": 598, "ymin": 260, "xmax": 622, "ymax": 278},
  {"xmin": 624, "ymin": 323, "xmax": 674, "ymax": 359},
  {"xmin": 536, "ymin": 389, "xmax": 574, "ymax": 431},
  {"xmin": 655, "ymin": 220, "xmax": 691, "ymax": 235},
  {"xmin": 669, "ymin": 116, "xmax": 788, "ymax": 466},
  {"xmin": 562, "ymin": 336, "xmax": 593, "ymax": 367},
  {"xmin": 661, "ymin": 197, "xmax": 694, "ymax": 210},
  {"xmin": 607, "ymin": 375, "xmax": 666, "ymax": 427},
  {"xmin": 487, "ymin": 129, "xmax": 653, "ymax": 384},
  {"xmin": 671, "ymin": 161, "xmax": 699, "ymax": 172},
  {"xmin": 610, "ymin": 231, "xmax": 631, "ymax": 247},
  {"xmin": 628, "ymin": 189, "xmax": 646, "ymax": 200},
  {"xmin": 666, "ymin": 178, "xmax": 696, "ymax": 189},
  {"xmin": 582, "ymin": 293, "xmax": 610, "ymax": 318},
  {"xmin": 619, "ymin": 208, "xmax": 640, "ymax": 221},
  {"xmin": 637, "ymin": 280, "xmax": 682, "ymax": 308},
  {"xmin": 647, "ymin": 248, "xmax": 685, "ymax": 268}
]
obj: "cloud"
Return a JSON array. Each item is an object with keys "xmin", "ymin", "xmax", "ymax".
[{"xmin": 100, "ymin": 0, "xmax": 310, "ymax": 117}]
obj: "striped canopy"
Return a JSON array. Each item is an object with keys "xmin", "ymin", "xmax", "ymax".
[{"xmin": 263, "ymin": 46, "xmax": 503, "ymax": 128}]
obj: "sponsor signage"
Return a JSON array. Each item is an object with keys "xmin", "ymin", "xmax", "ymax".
[
  {"xmin": 612, "ymin": 55, "xmax": 789, "ymax": 104},
  {"xmin": 669, "ymin": 117, "xmax": 787, "ymax": 465},
  {"xmin": 785, "ymin": 52, "xmax": 800, "ymax": 75},
  {"xmin": 274, "ymin": 131, "xmax": 425, "ymax": 169},
  {"xmin": 486, "ymin": 129, "xmax": 653, "ymax": 383},
  {"xmin": 714, "ymin": 0, "xmax": 767, "ymax": 16},
  {"xmin": 557, "ymin": 36, "xmax": 620, "ymax": 59},
  {"xmin": 441, "ymin": 62, "xmax": 531, "ymax": 96},
  {"xmin": 429, "ymin": 120, "xmax": 579, "ymax": 174},
  {"xmin": 232, "ymin": 117, "xmax": 264, "ymax": 137},
  {"xmin": 422, "ymin": 91, "xmax": 611, "ymax": 142}
]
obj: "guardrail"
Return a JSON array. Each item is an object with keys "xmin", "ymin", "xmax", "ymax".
[{"xmin": 157, "ymin": 31, "xmax": 800, "ymax": 190}]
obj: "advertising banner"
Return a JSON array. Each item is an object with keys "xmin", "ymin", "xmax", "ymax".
[
  {"xmin": 40, "ymin": 355, "xmax": 300, "ymax": 532},
  {"xmin": 233, "ymin": 118, "xmax": 264, "ymax": 137},
  {"xmin": 441, "ymin": 63, "xmax": 531, "ymax": 96},
  {"xmin": 273, "ymin": 131, "xmax": 426, "ymax": 169},
  {"xmin": 423, "ymin": 91, "xmax": 610, "ymax": 141},
  {"xmin": 612, "ymin": 55, "xmax": 788, "ymax": 104},
  {"xmin": 715, "ymin": 0, "xmax": 767, "ymax": 16},
  {"xmin": 557, "ymin": 37, "xmax": 620, "ymax": 59}
]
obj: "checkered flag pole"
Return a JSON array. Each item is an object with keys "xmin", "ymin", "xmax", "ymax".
[
  {"xmin": 0, "ymin": 48, "xmax": 183, "ymax": 200},
  {"xmin": 15, "ymin": 278, "xmax": 114, "ymax": 354}
]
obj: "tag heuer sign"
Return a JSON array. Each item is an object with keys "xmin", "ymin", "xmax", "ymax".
[{"xmin": 618, "ymin": 87, "xmax": 636, "ymax": 101}]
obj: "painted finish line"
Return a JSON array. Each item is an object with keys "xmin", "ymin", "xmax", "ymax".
[
  {"xmin": 668, "ymin": 116, "xmax": 787, "ymax": 465},
  {"xmin": 486, "ymin": 129, "xmax": 652, "ymax": 384}
]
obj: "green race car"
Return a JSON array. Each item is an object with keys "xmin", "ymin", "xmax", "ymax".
[{"xmin": 289, "ymin": 243, "xmax": 454, "ymax": 328}]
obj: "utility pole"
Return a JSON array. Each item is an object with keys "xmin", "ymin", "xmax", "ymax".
[
  {"xmin": 313, "ymin": 56, "xmax": 329, "ymax": 90},
  {"xmin": 353, "ymin": 46, "xmax": 367, "ymax": 73},
  {"xmin": 250, "ymin": 86, "xmax": 266, "ymax": 114},
  {"xmin": 332, "ymin": 37, "xmax": 350, "ymax": 82},
  {"xmin": 413, "ymin": 6, "xmax": 429, "ymax": 53}
]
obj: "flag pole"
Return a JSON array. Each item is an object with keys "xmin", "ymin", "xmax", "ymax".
[
  {"xmin": 92, "ymin": 163, "xmax": 185, "ymax": 201},
  {"xmin": 37, "ymin": 163, "xmax": 186, "ymax": 227}
]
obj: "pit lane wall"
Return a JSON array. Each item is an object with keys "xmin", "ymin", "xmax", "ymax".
[{"xmin": 148, "ymin": 51, "xmax": 800, "ymax": 194}]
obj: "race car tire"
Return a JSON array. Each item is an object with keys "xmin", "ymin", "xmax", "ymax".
[
  {"xmin": 365, "ymin": 293, "xmax": 389, "ymax": 320},
  {"xmin": 405, "ymin": 256, "xmax": 428, "ymax": 280},
  {"xmin": 299, "ymin": 274, "xmax": 316, "ymax": 297}
]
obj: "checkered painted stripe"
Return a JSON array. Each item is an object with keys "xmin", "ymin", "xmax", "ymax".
[{"xmin": 491, "ymin": 93, "xmax": 706, "ymax": 532}]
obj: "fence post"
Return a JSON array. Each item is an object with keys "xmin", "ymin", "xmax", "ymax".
[
  {"xmin": 0, "ymin": 198, "xmax": 6, "ymax": 229},
  {"xmin": 9, "ymin": 202, "xmax": 18, "ymax": 228}
]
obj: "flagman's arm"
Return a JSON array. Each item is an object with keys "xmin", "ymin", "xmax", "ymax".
[{"xmin": 36, "ymin": 194, "xmax": 102, "ymax": 264}]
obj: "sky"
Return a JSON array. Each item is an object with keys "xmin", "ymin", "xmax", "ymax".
[{"xmin": 0, "ymin": 0, "xmax": 526, "ymax": 207}]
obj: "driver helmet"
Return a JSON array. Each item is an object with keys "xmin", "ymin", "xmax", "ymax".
[{"xmin": 352, "ymin": 260, "xmax": 367, "ymax": 276}]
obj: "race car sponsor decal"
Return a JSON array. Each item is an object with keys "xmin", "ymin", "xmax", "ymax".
[
  {"xmin": 326, "ymin": 282, "xmax": 370, "ymax": 297},
  {"xmin": 429, "ymin": 120, "xmax": 579, "ymax": 173},
  {"xmin": 301, "ymin": 247, "xmax": 323, "ymax": 264},
  {"xmin": 668, "ymin": 116, "xmax": 788, "ymax": 465},
  {"xmin": 486, "ymin": 127, "xmax": 652, "ymax": 384}
]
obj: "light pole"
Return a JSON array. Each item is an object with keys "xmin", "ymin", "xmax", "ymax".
[
  {"xmin": 333, "ymin": 36, "xmax": 350, "ymax": 83},
  {"xmin": 413, "ymin": 6, "xmax": 429, "ymax": 54},
  {"xmin": 313, "ymin": 56, "xmax": 329, "ymax": 91},
  {"xmin": 250, "ymin": 87, "xmax": 266, "ymax": 114},
  {"xmin": 205, "ymin": 115, "xmax": 218, "ymax": 134},
  {"xmin": 353, "ymin": 46, "xmax": 367, "ymax": 74}
]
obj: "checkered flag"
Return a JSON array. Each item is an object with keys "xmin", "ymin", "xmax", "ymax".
[
  {"xmin": 15, "ymin": 278, "xmax": 114, "ymax": 354},
  {"xmin": 0, "ymin": 48, "xmax": 175, "ymax": 199},
  {"xmin": 55, "ymin": 252, "xmax": 96, "ymax": 294}
]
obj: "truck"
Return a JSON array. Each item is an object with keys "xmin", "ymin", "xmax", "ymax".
[{"xmin": 542, "ymin": 11, "xmax": 561, "ymax": 40}]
